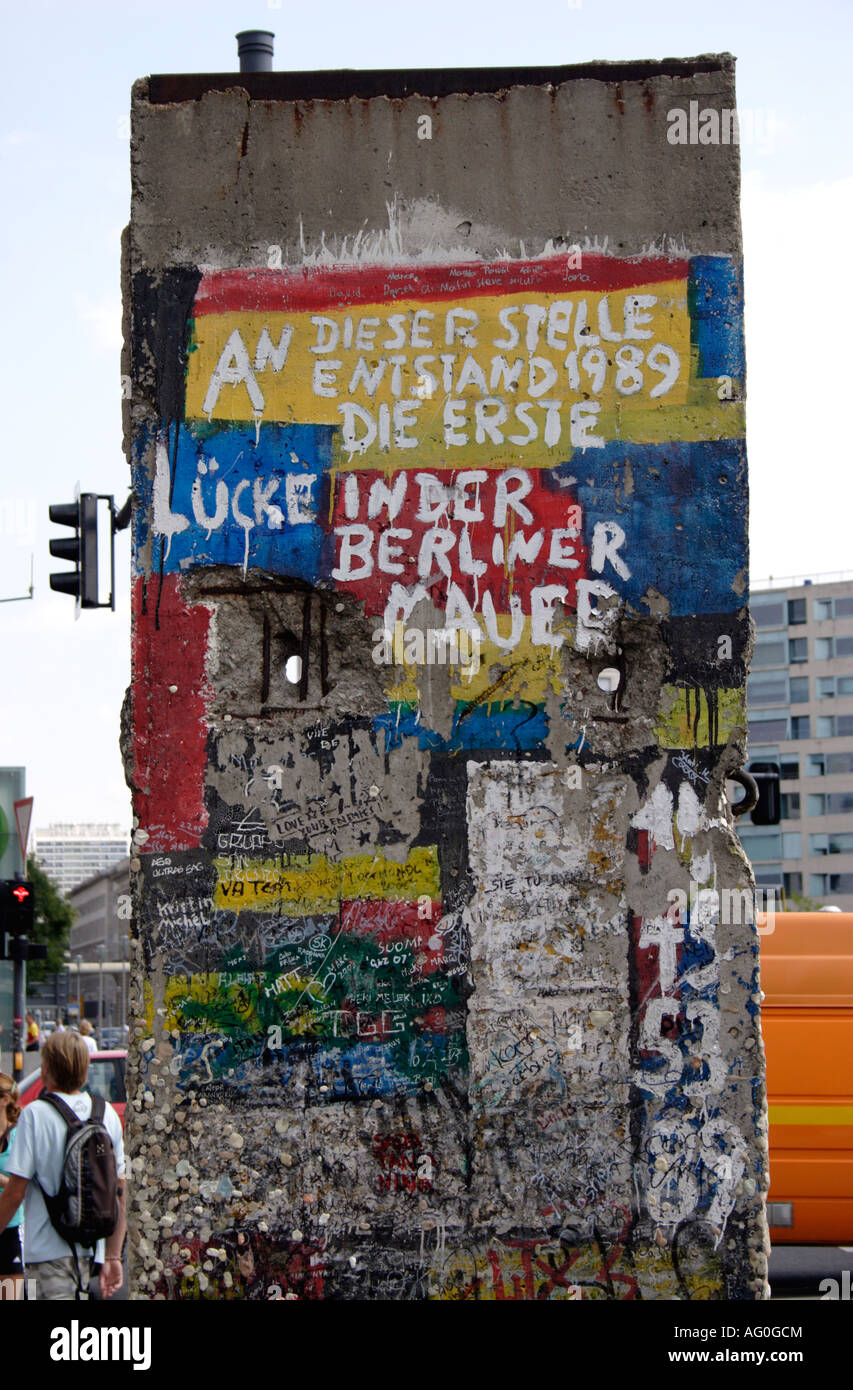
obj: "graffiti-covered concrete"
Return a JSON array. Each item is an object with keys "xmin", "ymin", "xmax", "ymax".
[{"xmin": 123, "ymin": 57, "xmax": 768, "ymax": 1300}]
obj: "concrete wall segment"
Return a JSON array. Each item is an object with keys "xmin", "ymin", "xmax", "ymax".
[
  {"xmin": 124, "ymin": 55, "xmax": 767, "ymax": 1301},
  {"xmin": 130, "ymin": 66, "xmax": 740, "ymax": 271}
]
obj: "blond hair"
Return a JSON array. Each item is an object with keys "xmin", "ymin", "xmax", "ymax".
[
  {"xmin": 0, "ymin": 1073, "xmax": 20, "ymax": 1126},
  {"xmin": 79, "ymin": 1019, "xmax": 92, "ymax": 1036},
  {"xmin": 41, "ymin": 1030, "xmax": 89, "ymax": 1092}
]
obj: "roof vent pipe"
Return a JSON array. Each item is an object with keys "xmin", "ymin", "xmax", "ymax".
[{"xmin": 236, "ymin": 30, "xmax": 274, "ymax": 72}]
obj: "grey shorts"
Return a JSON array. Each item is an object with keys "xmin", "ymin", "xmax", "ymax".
[{"xmin": 28, "ymin": 1255, "xmax": 89, "ymax": 1301}]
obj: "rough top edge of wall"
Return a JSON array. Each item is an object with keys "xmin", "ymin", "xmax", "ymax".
[{"xmin": 141, "ymin": 53, "xmax": 735, "ymax": 106}]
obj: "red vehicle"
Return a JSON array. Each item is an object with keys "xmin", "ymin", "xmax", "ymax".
[{"xmin": 17, "ymin": 1050, "xmax": 127, "ymax": 1130}]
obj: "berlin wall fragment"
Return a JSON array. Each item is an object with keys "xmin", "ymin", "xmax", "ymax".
[{"xmin": 123, "ymin": 57, "xmax": 768, "ymax": 1300}]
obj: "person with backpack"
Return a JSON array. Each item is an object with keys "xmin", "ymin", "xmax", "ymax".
[{"xmin": 0, "ymin": 1030, "xmax": 126, "ymax": 1300}]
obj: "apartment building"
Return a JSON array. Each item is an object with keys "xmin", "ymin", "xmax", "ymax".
[
  {"xmin": 32, "ymin": 823, "xmax": 130, "ymax": 896},
  {"xmin": 741, "ymin": 576, "xmax": 853, "ymax": 909}
]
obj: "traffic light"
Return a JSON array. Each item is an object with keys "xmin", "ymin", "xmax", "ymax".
[
  {"xmin": 48, "ymin": 493, "xmax": 117, "ymax": 610},
  {"xmin": 49, "ymin": 495, "xmax": 98, "ymax": 606},
  {"xmin": 750, "ymin": 762, "xmax": 781, "ymax": 826},
  {"xmin": 0, "ymin": 879, "xmax": 35, "ymax": 935},
  {"xmin": 1, "ymin": 937, "xmax": 47, "ymax": 962}
]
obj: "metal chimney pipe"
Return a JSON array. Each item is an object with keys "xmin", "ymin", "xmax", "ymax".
[{"xmin": 236, "ymin": 30, "xmax": 274, "ymax": 72}]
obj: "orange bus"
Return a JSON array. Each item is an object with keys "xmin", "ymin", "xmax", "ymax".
[{"xmin": 760, "ymin": 911, "xmax": 853, "ymax": 1243}]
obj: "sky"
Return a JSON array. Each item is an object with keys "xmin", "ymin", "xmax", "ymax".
[{"xmin": 0, "ymin": 0, "xmax": 850, "ymax": 829}]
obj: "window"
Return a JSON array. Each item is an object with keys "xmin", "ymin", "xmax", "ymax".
[
  {"xmin": 753, "ymin": 633, "xmax": 787, "ymax": 667},
  {"xmin": 807, "ymin": 793, "xmax": 826, "ymax": 816},
  {"xmin": 789, "ymin": 637, "xmax": 809, "ymax": 663},
  {"xmin": 783, "ymin": 871, "xmax": 803, "ymax": 896},
  {"xmin": 737, "ymin": 830, "xmax": 782, "ymax": 860},
  {"xmin": 780, "ymin": 758, "xmax": 799, "ymax": 781},
  {"xmin": 748, "ymin": 673, "xmax": 789, "ymax": 706},
  {"xmin": 752, "ymin": 598, "xmax": 785, "ymax": 629},
  {"xmin": 839, "ymin": 677, "xmax": 853, "ymax": 696},
  {"xmin": 788, "ymin": 597, "xmax": 807, "ymax": 625},
  {"xmin": 810, "ymin": 873, "xmax": 853, "ymax": 896},
  {"xmin": 836, "ymin": 597, "xmax": 853, "ymax": 618},
  {"xmin": 782, "ymin": 833, "xmax": 802, "ymax": 858},
  {"xmin": 816, "ymin": 716, "xmax": 835, "ymax": 738},
  {"xmin": 827, "ymin": 792, "xmax": 853, "ymax": 814},
  {"xmin": 811, "ymin": 833, "xmax": 853, "ymax": 855},
  {"xmin": 780, "ymin": 792, "xmax": 800, "ymax": 820},
  {"xmin": 749, "ymin": 715, "xmax": 788, "ymax": 743},
  {"xmin": 814, "ymin": 599, "xmax": 833, "ymax": 622},
  {"xmin": 839, "ymin": 715, "xmax": 853, "ymax": 737},
  {"xmin": 837, "ymin": 637, "xmax": 853, "ymax": 658},
  {"xmin": 83, "ymin": 1059, "xmax": 124, "ymax": 1104},
  {"xmin": 818, "ymin": 677, "xmax": 836, "ymax": 698},
  {"xmin": 827, "ymin": 752, "xmax": 853, "ymax": 775},
  {"xmin": 790, "ymin": 716, "xmax": 810, "ymax": 740},
  {"xmin": 815, "ymin": 637, "xmax": 834, "ymax": 661},
  {"xmin": 789, "ymin": 676, "xmax": 809, "ymax": 704},
  {"xmin": 807, "ymin": 754, "xmax": 826, "ymax": 776}
]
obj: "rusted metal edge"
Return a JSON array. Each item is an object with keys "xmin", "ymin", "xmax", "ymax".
[{"xmin": 145, "ymin": 56, "xmax": 734, "ymax": 105}]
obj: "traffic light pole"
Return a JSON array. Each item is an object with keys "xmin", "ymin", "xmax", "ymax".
[{"xmin": 11, "ymin": 953, "xmax": 25, "ymax": 1082}]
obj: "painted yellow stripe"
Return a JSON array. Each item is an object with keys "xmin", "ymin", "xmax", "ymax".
[
  {"xmin": 178, "ymin": 280, "xmax": 735, "ymax": 464},
  {"xmin": 185, "ymin": 281, "xmax": 690, "ymax": 422},
  {"xmin": 383, "ymin": 615, "xmax": 565, "ymax": 708},
  {"xmin": 213, "ymin": 846, "xmax": 440, "ymax": 914},
  {"xmin": 768, "ymin": 1104, "xmax": 853, "ymax": 1126},
  {"xmin": 655, "ymin": 685, "xmax": 745, "ymax": 750}
]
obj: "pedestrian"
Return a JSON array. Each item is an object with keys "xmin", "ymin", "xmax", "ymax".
[
  {"xmin": 0, "ymin": 1074, "xmax": 25, "ymax": 1298},
  {"xmin": 25, "ymin": 1014, "xmax": 40, "ymax": 1053},
  {"xmin": 78, "ymin": 1020, "xmax": 98, "ymax": 1055},
  {"xmin": 0, "ymin": 1031, "xmax": 126, "ymax": 1300}
]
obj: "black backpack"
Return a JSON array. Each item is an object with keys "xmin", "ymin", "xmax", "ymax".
[{"xmin": 36, "ymin": 1093, "xmax": 120, "ymax": 1250}]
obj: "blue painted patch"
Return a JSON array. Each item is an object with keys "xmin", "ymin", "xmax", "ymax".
[
  {"xmin": 563, "ymin": 440, "xmax": 747, "ymax": 616},
  {"xmin": 139, "ymin": 421, "xmax": 334, "ymax": 579},
  {"xmin": 375, "ymin": 701, "xmax": 549, "ymax": 753},
  {"xmin": 689, "ymin": 256, "xmax": 745, "ymax": 378}
]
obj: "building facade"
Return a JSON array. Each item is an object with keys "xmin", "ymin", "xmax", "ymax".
[
  {"xmin": 741, "ymin": 576, "xmax": 853, "ymax": 909},
  {"xmin": 33, "ymin": 823, "xmax": 130, "ymax": 896},
  {"xmin": 67, "ymin": 856, "xmax": 131, "ymax": 1031}
]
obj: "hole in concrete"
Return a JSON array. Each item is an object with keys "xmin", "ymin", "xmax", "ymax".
[{"xmin": 597, "ymin": 667, "xmax": 621, "ymax": 694}]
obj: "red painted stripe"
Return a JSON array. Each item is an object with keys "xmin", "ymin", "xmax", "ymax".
[
  {"xmin": 193, "ymin": 255, "xmax": 688, "ymax": 316},
  {"xmin": 340, "ymin": 899, "xmax": 444, "ymax": 974},
  {"xmin": 132, "ymin": 574, "xmax": 211, "ymax": 854}
]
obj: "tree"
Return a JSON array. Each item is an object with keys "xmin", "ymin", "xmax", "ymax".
[{"xmin": 26, "ymin": 854, "xmax": 74, "ymax": 982}]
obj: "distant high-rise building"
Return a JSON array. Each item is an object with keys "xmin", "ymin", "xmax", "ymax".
[
  {"xmin": 740, "ymin": 575, "xmax": 853, "ymax": 910},
  {"xmin": 32, "ymin": 823, "xmax": 131, "ymax": 896}
]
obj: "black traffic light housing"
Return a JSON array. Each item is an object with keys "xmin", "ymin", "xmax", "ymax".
[
  {"xmin": 48, "ymin": 493, "xmax": 116, "ymax": 610},
  {"xmin": 749, "ymin": 762, "xmax": 782, "ymax": 826},
  {"xmin": 0, "ymin": 879, "xmax": 35, "ymax": 935},
  {"xmin": 1, "ymin": 937, "xmax": 48, "ymax": 962},
  {"xmin": 0, "ymin": 879, "xmax": 46, "ymax": 963}
]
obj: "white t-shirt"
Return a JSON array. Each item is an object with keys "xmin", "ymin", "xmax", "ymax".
[
  {"xmin": 81, "ymin": 1036, "xmax": 97, "ymax": 1055},
  {"xmin": 9, "ymin": 1091, "xmax": 125, "ymax": 1265}
]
